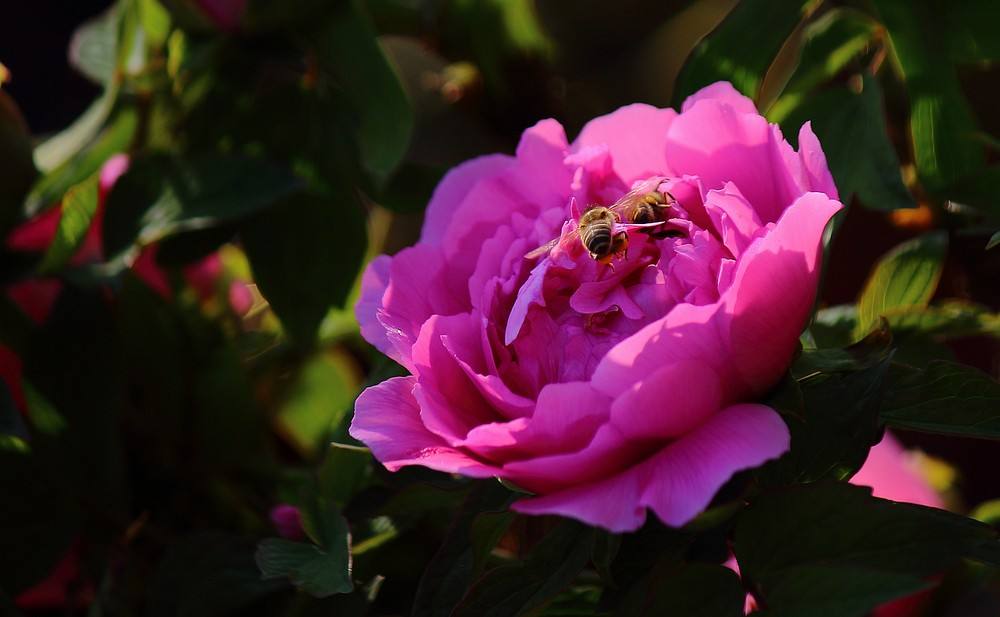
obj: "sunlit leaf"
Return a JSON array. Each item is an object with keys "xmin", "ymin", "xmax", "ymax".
[
  {"xmin": 36, "ymin": 173, "xmax": 100, "ymax": 274},
  {"xmin": 988, "ymin": 231, "xmax": 1000, "ymax": 250},
  {"xmin": 874, "ymin": 0, "xmax": 985, "ymax": 193},
  {"xmin": 69, "ymin": 4, "xmax": 119, "ymax": 85},
  {"xmin": 674, "ymin": 0, "xmax": 811, "ymax": 102},
  {"xmin": 276, "ymin": 351, "xmax": 361, "ymax": 458},
  {"xmin": 855, "ymin": 231, "xmax": 948, "ymax": 339}
]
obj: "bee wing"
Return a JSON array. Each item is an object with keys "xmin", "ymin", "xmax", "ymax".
[
  {"xmin": 606, "ymin": 175, "xmax": 669, "ymax": 220},
  {"xmin": 524, "ymin": 237, "xmax": 561, "ymax": 260}
]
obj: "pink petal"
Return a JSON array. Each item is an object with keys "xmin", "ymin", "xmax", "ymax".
[
  {"xmin": 851, "ymin": 432, "xmax": 942, "ymax": 508},
  {"xmin": 421, "ymin": 154, "xmax": 514, "ymax": 246},
  {"xmin": 703, "ymin": 182, "xmax": 764, "ymax": 258},
  {"xmin": 665, "ymin": 97, "xmax": 801, "ymax": 224},
  {"xmin": 355, "ymin": 255, "xmax": 395, "ymax": 359},
  {"xmin": 637, "ymin": 403, "xmax": 789, "ymax": 526},
  {"xmin": 797, "ymin": 122, "xmax": 840, "ymax": 199},
  {"xmin": 609, "ymin": 360, "xmax": 723, "ymax": 441},
  {"xmin": 572, "ymin": 103, "xmax": 677, "ymax": 183},
  {"xmin": 411, "ymin": 314, "xmax": 500, "ymax": 444},
  {"xmin": 723, "ymin": 192, "xmax": 842, "ymax": 396},
  {"xmin": 349, "ymin": 376, "xmax": 498, "ymax": 478},
  {"xmin": 511, "ymin": 403, "xmax": 789, "ymax": 531},
  {"xmin": 505, "ymin": 257, "xmax": 550, "ymax": 345},
  {"xmin": 680, "ymin": 82, "xmax": 759, "ymax": 115}
]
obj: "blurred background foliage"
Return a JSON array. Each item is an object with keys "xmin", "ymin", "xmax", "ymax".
[{"xmin": 2, "ymin": 0, "xmax": 1000, "ymax": 615}]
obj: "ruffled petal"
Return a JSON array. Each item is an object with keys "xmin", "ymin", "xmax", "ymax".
[
  {"xmin": 572, "ymin": 103, "xmax": 677, "ymax": 183},
  {"xmin": 680, "ymin": 81, "xmax": 759, "ymax": 115},
  {"xmin": 349, "ymin": 376, "xmax": 499, "ymax": 477},
  {"xmin": 723, "ymin": 192, "xmax": 842, "ymax": 395},
  {"xmin": 421, "ymin": 154, "xmax": 515, "ymax": 245}
]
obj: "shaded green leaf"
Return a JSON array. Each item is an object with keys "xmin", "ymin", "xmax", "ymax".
[
  {"xmin": 777, "ymin": 76, "xmax": 914, "ymax": 211},
  {"xmin": 882, "ymin": 361, "xmax": 1000, "ymax": 439},
  {"xmin": 68, "ymin": 4, "xmax": 119, "ymax": 85},
  {"xmin": 674, "ymin": 0, "xmax": 811, "ymax": 102},
  {"xmin": 318, "ymin": 443, "xmax": 372, "ymax": 507},
  {"xmin": 735, "ymin": 482, "xmax": 1000, "ymax": 617},
  {"xmin": 452, "ymin": 521, "xmax": 597, "ymax": 617},
  {"xmin": 37, "ymin": 174, "xmax": 100, "ymax": 274},
  {"xmin": 256, "ymin": 538, "xmax": 353, "ymax": 597},
  {"xmin": 874, "ymin": 0, "xmax": 986, "ymax": 193},
  {"xmin": 988, "ymin": 231, "xmax": 1000, "ymax": 250},
  {"xmin": 312, "ymin": 0, "xmax": 413, "ymax": 183},
  {"xmin": 614, "ymin": 562, "xmax": 744, "ymax": 617},
  {"xmin": 855, "ymin": 231, "xmax": 948, "ymax": 339},
  {"xmin": 103, "ymin": 153, "xmax": 301, "ymax": 258},
  {"xmin": 242, "ymin": 189, "xmax": 365, "ymax": 345},
  {"xmin": 944, "ymin": 0, "xmax": 1000, "ymax": 64},
  {"xmin": 0, "ymin": 91, "xmax": 37, "ymax": 235}
]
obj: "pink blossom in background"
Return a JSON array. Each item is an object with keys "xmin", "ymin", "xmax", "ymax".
[
  {"xmin": 270, "ymin": 504, "xmax": 305, "ymax": 541},
  {"xmin": 351, "ymin": 82, "xmax": 843, "ymax": 531},
  {"xmin": 194, "ymin": 0, "xmax": 247, "ymax": 31},
  {"xmin": 732, "ymin": 434, "xmax": 944, "ymax": 615}
]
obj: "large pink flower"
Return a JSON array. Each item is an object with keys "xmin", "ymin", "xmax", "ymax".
[{"xmin": 351, "ymin": 82, "xmax": 842, "ymax": 531}]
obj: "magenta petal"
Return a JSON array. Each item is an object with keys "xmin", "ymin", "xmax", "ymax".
[
  {"xmin": 638, "ymin": 403, "xmax": 789, "ymax": 526},
  {"xmin": 422, "ymin": 154, "xmax": 515, "ymax": 245},
  {"xmin": 665, "ymin": 98, "xmax": 800, "ymax": 224},
  {"xmin": 350, "ymin": 377, "xmax": 499, "ymax": 478},
  {"xmin": 797, "ymin": 122, "xmax": 839, "ymax": 199},
  {"xmin": 724, "ymin": 192, "xmax": 842, "ymax": 395},
  {"xmin": 609, "ymin": 360, "xmax": 723, "ymax": 441},
  {"xmin": 572, "ymin": 103, "xmax": 677, "ymax": 183},
  {"xmin": 703, "ymin": 182, "xmax": 764, "ymax": 258},
  {"xmin": 511, "ymin": 465, "xmax": 647, "ymax": 533},
  {"xmin": 356, "ymin": 255, "xmax": 394, "ymax": 359},
  {"xmin": 681, "ymin": 82, "xmax": 759, "ymax": 115}
]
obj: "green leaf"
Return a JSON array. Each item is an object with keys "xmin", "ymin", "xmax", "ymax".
[
  {"xmin": 776, "ymin": 76, "xmax": 915, "ymax": 211},
  {"xmin": 988, "ymin": 231, "xmax": 1000, "ymax": 250},
  {"xmin": 36, "ymin": 174, "xmax": 100, "ymax": 274},
  {"xmin": 452, "ymin": 521, "xmax": 597, "ymax": 617},
  {"xmin": 768, "ymin": 8, "xmax": 878, "ymax": 121},
  {"xmin": 312, "ymin": 0, "xmax": 413, "ymax": 183},
  {"xmin": 761, "ymin": 336, "xmax": 893, "ymax": 485},
  {"xmin": 873, "ymin": 0, "xmax": 986, "ymax": 193},
  {"xmin": 881, "ymin": 361, "xmax": 1000, "ymax": 439},
  {"xmin": 277, "ymin": 351, "xmax": 360, "ymax": 457},
  {"xmin": 855, "ymin": 231, "xmax": 948, "ymax": 339},
  {"xmin": 318, "ymin": 443, "xmax": 371, "ymax": 507},
  {"xmin": 944, "ymin": 0, "xmax": 1000, "ymax": 63},
  {"xmin": 68, "ymin": 4, "xmax": 119, "ymax": 85},
  {"xmin": 242, "ymin": 189, "xmax": 366, "ymax": 346},
  {"xmin": 149, "ymin": 533, "xmax": 289, "ymax": 617},
  {"xmin": 257, "ymin": 503, "xmax": 354, "ymax": 597},
  {"xmin": 412, "ymin": 482, "xmax": 514, "ymax": 617},
  {"xmin": 27, "ymin": 104, "xmax": 137, "ymax": 215},
  {"xmin": 614, "ymin": 562, "xmax": 745, "ymax": 617},
  {"xmin": 735, "ymin": 482, "xmax": 1000, "ymax": 617},
  {"xmin": 102, "ymin": 154, "xmax": 301, "ymax": 258},
  {"xmin": 673, "ymin": 0, "xmax": 811, "ymax": 103}
]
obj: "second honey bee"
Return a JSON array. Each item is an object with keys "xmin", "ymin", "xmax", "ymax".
[{"xmin": 525, "ymin": 179, "xmax": 676, "ymax": 264}]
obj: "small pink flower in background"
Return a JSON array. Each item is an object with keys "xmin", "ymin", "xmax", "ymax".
[
  {"xmin": 351, "ymin": 82, "xmax": 843, "ymax": 531},
  {"xmin": 732, "ymin": 434, "xmax": 944, "ymax": 615},
  {"xmin": 194, "ymin": 0, "xmax": 247, "ymax": 31},
  {"xmin": 270, "ymin": 504, "xmax": 305, "ymax": 541}
]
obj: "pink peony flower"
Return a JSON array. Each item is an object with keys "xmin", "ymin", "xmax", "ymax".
[{"xmin": 351, "ymin": 82, "xmax": 842, "ymax": 531}]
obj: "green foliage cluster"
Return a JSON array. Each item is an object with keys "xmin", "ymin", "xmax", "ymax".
[{"xmin": 2, "ymin": 0, "xmax": 1000, "ymax": 615}]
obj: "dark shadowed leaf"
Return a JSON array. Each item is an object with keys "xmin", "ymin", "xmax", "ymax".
[
  {"xmin": 882, "ymin": 361, "xmax": 1000, "ymax": 439},
  {"xmin": 735, "ymin": 483, "xmax": 1000, "ymax": 617},
  {"xmin": 854, "ymin": 231, "xmax": 947, "ymax": 339},
  {"xmin": 149, "ymin": 532, "xmax": 289, "ymax": 617},
  {"xmin": 777, "ymin": 76, "xmax": 915, "ymax": 211},
  {"xmin": 873, "ymin": 0, "xmax": 985, "ymax": 193},
  {"xmin": 257, "ymin": 502, "xmax": 354, "ymax": 597},
  {"xmin": 614, "ymin": 562, "xmax": 744, "ymax": 617},
  {"xmin": 318, "ymin": 443, "xmax": 372, "ymax": 507},
  {"xmin": 0, "ymin": 90, "xmax": 37, "ymax": 235},
  {"xmin": 944, "ymin": 0, "xmax": 1000, "ymax": 63},
  {"xmin": 242, "ymin": 189, "xmax": 366, "ymax": 345},
  {"xmin": 311, "ymin": 0, "xmax": 413, "ymax": 184},
  {"xmin": 673, "ymin": 0, "xmax": 811, "ymax": 102},
  {"xmin": 452, "ymin": 520, "xmax": 596, "ymax": 617},
  {"xmin": 102, "ymin": 153, "xmax": 301, "ymax": 258}
]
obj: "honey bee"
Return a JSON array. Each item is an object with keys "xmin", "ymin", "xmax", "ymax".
[{"xmin": 525, "ymin": 178, "xmax": 676, "ymax": 264}]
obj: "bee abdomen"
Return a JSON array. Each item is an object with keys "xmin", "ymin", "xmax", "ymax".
[{"xmin": 582, "ymin": 224, "xmax": 613, "ymax": 256}]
